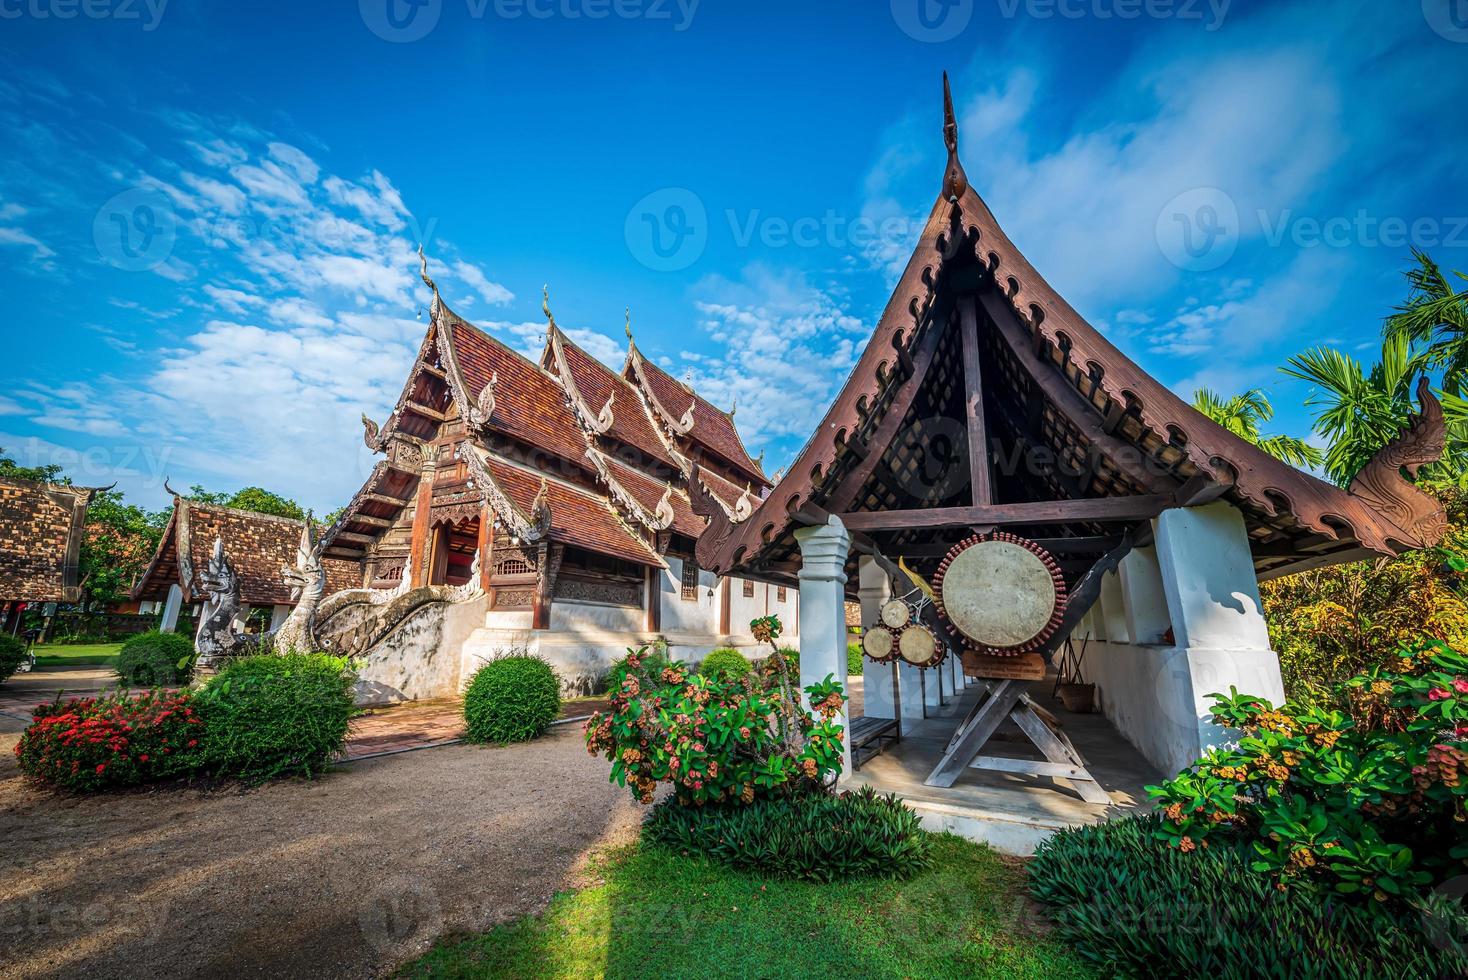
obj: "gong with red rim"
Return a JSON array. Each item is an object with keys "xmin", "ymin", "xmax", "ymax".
[{"xmin": 932, "ymin": 532, "xmax": 1067, "ymax": 656}]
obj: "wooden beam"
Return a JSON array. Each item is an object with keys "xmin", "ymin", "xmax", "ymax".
[
  {"xmin": 1175, "ymin": 472, "xmax": 1233, "ymax": 507},
  {"xmin": 332, "ymin": 531, "xmax": 377, "ymax": 546},
  {"xmin": 718, "ymin": 577, "xmax": 732, "ymax": 634},
  {"xmin": 403, "ymin": 402, "xmax": 449, "ymax": 423},
  {"xmin": 958, "ymin": 296, "xmax": 993, "ymax": 506},
  {"xmin": 890, "ymin": 536, "xmax": 1121, "ymax": 558},
  {"xmin": 344, "ymin": 514, "xmax": 394, "ymax": 529},
  {"xmin": 836, "ymin": 495, "xmax": 1172, "ymax": 532},
  {"xmin": 362, "ymin": 492, "xmax": 412, "ymax": 507},
  {"xmin": 645, "ymin": 565, "xmax": 661, "ymax": 631}
]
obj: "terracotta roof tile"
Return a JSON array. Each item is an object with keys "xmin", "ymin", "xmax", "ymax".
[
  {"xmin": 627, "ymin": 350, "xmax": 767, "ymax": 485},
  {"xmin": 598, "ymin": 453, "xmax": 706, "ymax": 539},
  {"xmin": 549, "ymin": 330, "xmax": 679, "ymax": 469},
  {"xmin": 133, "ymin": 500, "xmax": 359, "ymax": 606},
  {"xmin": 0, "ymin": 476, "xmax": 93, "ymax": 603},
  {"xmin": 445, "ymin": 313, "xmax": 590, "ymax": 467},
  {"xmin": 484, "ymin": 459, "xmax": 662, "ymax": 566}
]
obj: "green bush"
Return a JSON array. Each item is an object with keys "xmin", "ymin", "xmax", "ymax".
[
  {"xmin": 1030, "ymin": 814, "xmax": 1468, "ymax": 979},
  {"xmin": 0, "ymin": 634, "xmax": 26, "ymax": 685},
  {"xmin": 193, "ymin": 652, "xmax": 357, "ymax": 783},
  {"xmin": 464, "ymin": 655, "xmax": 561, "ymax": 744},
  {"xmin": 846, "ymin": 640, "xmax": 863, "ymax": 675},
  {"xmin": 115, "ymin": 630, "xmax": 195, "ymax": 686},
  {"xmin": 697, "ymin": 647, "xmax": 752, "ymax": 681},
  {"xmin": 643, "ymin": 787, "xmax": 931, "ymax": 882}
]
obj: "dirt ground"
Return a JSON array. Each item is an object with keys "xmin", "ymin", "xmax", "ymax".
[{"xmin": 0, "ymin": 718, "xmax": 644, "ymax": 979}]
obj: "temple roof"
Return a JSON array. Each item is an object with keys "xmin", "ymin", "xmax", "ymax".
[
  {"xmin": 0, "ymin": 476, "xmax": 100, "ymax": 603},
  {"xmin": 133, "ymin": 496, "xmax": 359, "ymax": 605},
  {"xmin": 588, "ymin": 448, "xmax": 704, "ymax": 539},
  {"xmin": 624, "ymin": 342, "xmax": 769, "ymax": 487},
  {"xmin": 691, "ymin": 75, "xmax": 1448, "ymax": 585},
  {"xmin": 481, "ymin": 455, "xmax": 664, "ymax": 566}
]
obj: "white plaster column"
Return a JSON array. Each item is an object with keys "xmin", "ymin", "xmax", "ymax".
[
  {"xmin": 1120, "ymin": 545, "xmax": 1170, "ymax": 644},
  {"xmin": 159, "ymin": 583, "xmax": 183, "ymax": 633},
  {"xmin": 230, "ymin": 605, "xmax": 250, "ymax": 633},
  {"xmin": 1099, "ymin": 570, "xmax": 1131, "ymax": 644},
  {"xmin": 269, "ymin": 604, "xmax": 292, "ymax": 631},
  {"xmin": 1150, "ymin": 501, "xmax": 1285, "ymax": 773},
  {"xmin": 795, "ymin": 516, "xmax": 853, "ymax": 778},
  {"xmin": 856, "ymin": 555, "xmax": 896, "ymax": 720}
]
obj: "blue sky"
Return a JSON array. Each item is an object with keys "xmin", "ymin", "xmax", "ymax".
[{"xmin": 1, "ymin": 0, "xmax": 1466, "ymax": 513}]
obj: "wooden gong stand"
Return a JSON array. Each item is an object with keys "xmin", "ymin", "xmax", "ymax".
[{"xmin": 918, "ymin": 536, "xmax": 1139, "ymax": 805}]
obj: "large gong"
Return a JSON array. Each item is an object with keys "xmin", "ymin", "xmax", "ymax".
[{"xmin": 932, "ymin": 532, "xmax": 1067, "ymax": 655}]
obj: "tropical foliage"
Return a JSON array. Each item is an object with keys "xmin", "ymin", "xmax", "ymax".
[
  {"xmin": 15, "ymin": 690, "xmax": 207, "ymax": 792},
  {"xmin": 1191, "ymin": 387, "xmax": 1322, "ymax": 467},
  {"xmin": 182, "ymin": 483, "xmax": 309, "ymax": 520},
  {"xmin": 1147, "ymin": 641, "xmax": 1468, "ymax": 911},
  {"xmin": 1030, "ymin": 813, "xmax": 1465, "ymax": 980},
  {"xmin": 1386, "ymin": 247, "xmax": 1468, "ymax": 395},
  {"xmin": 115, "ymin": 630, "xmax": 196, "ymax": 686},
  {"xmin": 0, "ymin": 634, "xmax": 27, "ymax": 685},
  {"xmin": 696, "ymin": 647, "xmax": 752, "ymax": 682}
]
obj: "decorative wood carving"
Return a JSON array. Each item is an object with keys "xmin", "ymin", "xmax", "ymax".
[{"xmin": 1346, "ymin": 377, "xmax": 1449, "ymax": 548}]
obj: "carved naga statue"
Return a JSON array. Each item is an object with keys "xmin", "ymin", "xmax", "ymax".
[
  {"xmin": 273, "ymin": 516, "xmax": 328, "ymax": 654},
  {"xmin": 194, "ymin": 537, "xmax": 262, "ymax": 670},
  {"xmin": 1348, "ymin": 377, "xmax": 1451, "ymax": 548}
]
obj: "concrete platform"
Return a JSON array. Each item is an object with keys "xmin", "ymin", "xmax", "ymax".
[{"xmin": 843, "ymin": 675, "xmax": 1161, "ymax": 855}]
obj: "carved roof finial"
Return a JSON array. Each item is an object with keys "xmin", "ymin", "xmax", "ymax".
[
  {"xmin": 729, "ymin": 395, "xmax": 737, "ymax": 419},
  {"xmin": 418, "ymin": 244, "xmax": 441, "ymax": 316},
  {"xmin": 542, "ymin": 285, "xmax": 557, "ymax": 332},
  {"xmin": 942, "ymin": 72, "xmax": 969, "ymax": 202},
  {"xmin": 625, "ymin": 306, "xmax": 633, "ymax": 342}
]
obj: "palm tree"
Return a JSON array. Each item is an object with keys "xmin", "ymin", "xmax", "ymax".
[
  {"xmin": 1191, "ymin": 387, "xmax": 1324, "ymax": 469},
  {"xmin": 1385, "ymin": 248, "xmax": 1468, "ymax": 394},
  {"xmin": 1281, "ymin": 334, "xmax": 1468, "ymax": 487}
]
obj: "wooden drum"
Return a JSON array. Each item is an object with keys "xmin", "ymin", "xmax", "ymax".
[
  {"xmin": 861, "ymin": 624, "xmax": 897, "ymax": 663},
  {"xmin": 932, "ymin": 532, "xmax": 1067, "ymax": 656},
  {"xmin": 879, "ymin": 598, "xmax": 912, "ymax": 629},
  {"xmin": 897, "ymin": 622, "xmax": 943, "ymax": 669}
]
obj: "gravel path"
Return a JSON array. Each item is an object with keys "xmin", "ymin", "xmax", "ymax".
[{"xmin": 0, "ymin": 723, "xmax": 643, "ymax": 979}]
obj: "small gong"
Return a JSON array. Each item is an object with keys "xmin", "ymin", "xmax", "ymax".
[
  {"xmin": 933, "ymin": 532, "xmax": 1067, "ymax": 655},
  {"xmin": 879, "ymin": 598, "xmax": 911, "ymax": 629},
  {"xmin": 897, "ymin": 622, "xmax": 942, "ymax": 668},
  {"xmin": 861, "ymin": 625, "xmax": 897, "ymax": 662}
]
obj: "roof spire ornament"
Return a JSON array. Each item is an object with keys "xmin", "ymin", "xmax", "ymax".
[
  {"xmin": 729, "ymin": 395, "xmax": 737, "ymax": 419},
  {"xmin": 624, "ymin": 307, "xmax": 633, "ymax": 342},
  {"xmin": 418, "ymin": 243, "xmax": 441, "ymax": 316},
  {"xmin": 942, "ymin": 72, "xmax": 969, "ymax": 203}
]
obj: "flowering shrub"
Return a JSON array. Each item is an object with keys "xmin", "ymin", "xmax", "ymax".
[
  {"xmin": 1149, "ymin": 640, "xmax": 1468, "ymax": 905},
  {"xmin": 585, "ymin": 645, "xmax": 846, "ymax": 806},
  {"xmin": 15, "ymin": 690, "xmax": 206, "ymax": 792}
]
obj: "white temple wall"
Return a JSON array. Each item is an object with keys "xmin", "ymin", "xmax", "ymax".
[
  {"xmin": 550, "ymin": 599, "xmax": 642, "ymax": 633},
  {"xmin": 657, "ymin": 556, "xmax": 720, "ymax": 635}
]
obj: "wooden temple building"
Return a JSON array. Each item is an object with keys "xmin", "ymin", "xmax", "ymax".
[
  {"xmin": 131, "ymin": 492, "xmax": 359, "ymax": 633},
  {"xmin": 0, "ymin": 474, "xmax": 101, "ymax": 634},
  {"xmin": 690, "ymin": 76, "xmax": 1449, "ymax": 845},
  {"xmin": 315, "ymin": 258, "xmax": 794, "ymax": 697}
]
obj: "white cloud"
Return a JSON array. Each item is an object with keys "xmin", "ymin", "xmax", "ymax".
[
  {"xmin": 451, "ymin": 259, "xmax": 514, "ymax": 307},
  {"xmin": 0, "ymin": 225, "xmax": 55, "ymax": 259}
]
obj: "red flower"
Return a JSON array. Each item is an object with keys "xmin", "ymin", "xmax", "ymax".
[
  {"xmin": 95, "ymin": 763, "xmax": 106, "ymax": 774},
  {"xmin": 1454, "ymin": 678, "xmax": 1468, "ymax": 695},
  {"xmin": 1430, "ymin": 687, "xmax": 1452, "ymax": 701}
]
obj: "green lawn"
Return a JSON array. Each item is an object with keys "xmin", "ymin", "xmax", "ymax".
[
  {"xmin": 401, "ymin": 834, "xmax": 1093, "ymax": 979},
  {"xmin": 31, "ymin": 642, "xmax": 124, "ymax": 669}
]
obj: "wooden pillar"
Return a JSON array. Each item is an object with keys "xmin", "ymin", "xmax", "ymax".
[
  {"xmin": 645, "ymin": 565, "xmax": 661, "ymax": 632},
  {"xmin": 718, "ymin": 577, "xmax": 732, "ymax": 635},
  {"xmin": 958, "ymin": 296, "xmax": 993, "ymax": 506},
  {"xmin": 428, "ymin": 524, "xmax": 449, "ymax": 586},
  {"xmin": 408, "ymin": 446, "xmax": 440, "ymax": 589},
  {"xmin": 532, "ymin": 542, "xmax": 557, "ymax": 630},
  {"xmin": 478, "ymin": 506, "xmax": 495, "ymax": 598}
]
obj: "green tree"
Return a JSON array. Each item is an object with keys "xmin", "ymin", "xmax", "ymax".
[
  {"xmin": 185, "ymin": 484, "xmax": 306, "ymax": 520},
  {"xmin": 80, "ymin": 491, "xmax": 170, "ymax": 610},
  {"xmin": 1385, "ymin": 248, "xmax": 1468, "ymax": 394},
  {"xmin": 0, "ymin": 446, "xmax": 65, "ymax": 484},
  {"xmin": 1191, "ymin": 388, "xmax": 1323, "ymax": 468}
]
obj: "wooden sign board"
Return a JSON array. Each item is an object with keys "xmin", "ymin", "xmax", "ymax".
[{"xmin": 961, "ymin": 650, "xmax": 1046, "ymax": 682}]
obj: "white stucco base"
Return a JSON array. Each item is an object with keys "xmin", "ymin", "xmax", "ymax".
[{"xmin": 1082, "ymin": 640, "xmax": 1286, "ymax": 776}]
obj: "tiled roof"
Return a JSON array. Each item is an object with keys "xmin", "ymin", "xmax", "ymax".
[
  {"xmin": 133, "ymin": 499, "xmax": 359, "ymax": 605},
  {"xmin": 547, "ymin": 327, "xmax": 679, "ymax": 469},
  {"xmin": 626, "ymin": 348, "xmax": 767, "ymax": 485},
  {"xmin": 444, "ymin": 312, "xmax": 590, "ymax": 467},
  {"xmin": 484, "ymin": 458, "xmax": 663, "ymax": 566},
  {"xmin": 597, "ymin": 452, "xmax": 706, "ymax": 539},
  {"xmin": 0, "ymin": 476, "xmax": 94, "ymax": 603}
]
